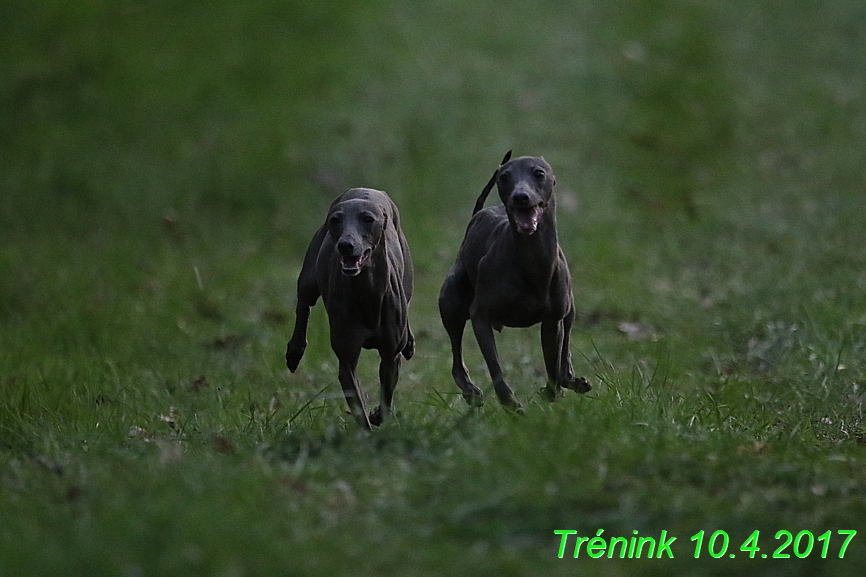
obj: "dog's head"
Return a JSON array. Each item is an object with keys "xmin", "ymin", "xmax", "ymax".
[
  {"xmin": 496, "ymin": 156, "xmax": 556, "ymax": 235},
  {"xmin": 327, "ymin": 198, "xmax": 387, "ymax": 276}
]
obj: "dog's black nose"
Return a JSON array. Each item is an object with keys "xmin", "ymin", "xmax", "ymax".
[
  {"xmin": 512, "ymin": 191, "xmax": 531, "ymax": 207},
  {"xmin": 337, "ymin": 240, "xmax": 355, "ymax": 256}
]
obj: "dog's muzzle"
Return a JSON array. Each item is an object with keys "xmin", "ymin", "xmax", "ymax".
[
  {"xmin": 511, "ymin": 204, "xmax": 544, "ymax": 235},
  {"xmin": 339, "ymin": 248, "xmax": 372, "ymax": 276}
]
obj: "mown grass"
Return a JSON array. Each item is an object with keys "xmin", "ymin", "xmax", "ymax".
[{"xmin": 2, "ymin": 0, "xmax": 866, "ymax": 575}]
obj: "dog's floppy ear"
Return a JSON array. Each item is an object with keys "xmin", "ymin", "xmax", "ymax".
[
  {"xmin": 327, "ymin": 191, "xmax": 347, "ymax": 212},
  {"xmin": 473, "ymin": 150, "xmax": 513, "ymax": 215},
  {"xmin": 373, "ymin": 212, "xmax": 388, "ymax": 251},
  {"xmin": 540, "ymin": 156, "xmax": 555, "ymax": 187}
]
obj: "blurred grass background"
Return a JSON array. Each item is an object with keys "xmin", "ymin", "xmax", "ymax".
[{"xmin": 1, "ymin": 0, "xmax": 866, "ymax": 575}]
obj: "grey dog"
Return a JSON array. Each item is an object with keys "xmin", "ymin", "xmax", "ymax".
[
  {"xmin": 438, "ymin": 151, "xmax": 590, "ymax": 412},
  {"xmin": 286, "ymin": 188, "xmax": 414, "ymax": 429}
]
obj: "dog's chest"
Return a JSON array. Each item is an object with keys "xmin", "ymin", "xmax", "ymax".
[
  {"xmin": 474, "ymin": 250, "xmax": 571, "ymax": 325},
  {"xmin": 475, "ymin": 277, "xmax": 559, "ymax": 327}
]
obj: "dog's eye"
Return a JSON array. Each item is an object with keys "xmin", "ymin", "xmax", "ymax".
[
  {"xmin": 498, "ymin": 172, "xmax": 512, "ymax": 185},
  {"xmin": 362, "ymin": 214, "xmax": 375, "ymax": 224},
  {"xmin": 329, "ymin": 214, "xmax": 342, "ymax": 226},
  {"xmin": 533, "ymin": 169, "xmax": 546, "ymax": 180}
]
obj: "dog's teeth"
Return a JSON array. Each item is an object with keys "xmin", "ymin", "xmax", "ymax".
[{"xmin": 514, "ymin": 206, "xmax": 542, "ymax": 234}]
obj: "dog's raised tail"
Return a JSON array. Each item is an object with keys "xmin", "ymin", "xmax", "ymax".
[{"xmin": 473, "ymin": 150, "xmax": 512, "ymax": 215}]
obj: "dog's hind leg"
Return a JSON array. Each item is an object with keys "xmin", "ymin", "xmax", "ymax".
[
  {"xmin": 471, "ymin": 316, "xmax": 523, "ymax": 413},
  {"xmin": 541, "ymin": 319, "xmax": 566, "ymax": 401},
  {"xmin": 369, "ymin": 353, "xmax": 401, "ymax": 426},
  {"xmin": 439, "ymin": 273, "xmax": 484, "ymax": 407},
  {"xmin": 335, "ymin": 348, "xmax": 372, "ymax": 430}
]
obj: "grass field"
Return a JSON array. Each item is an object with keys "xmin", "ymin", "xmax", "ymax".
[{"xmin": 2, "ymin": 0, "xmax": 866, "ymax": 575}]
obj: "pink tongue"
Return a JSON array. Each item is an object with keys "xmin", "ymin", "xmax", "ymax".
[{"xmin": 515, "ymin": 206, "xmax": 542, "ymax": 233}]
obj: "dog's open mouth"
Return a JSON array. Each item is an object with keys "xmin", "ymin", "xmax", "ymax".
[
  {"xmin": 512, "ymin": 205, "xmax": 544, "ymax": 235},
  {"xmin": 340, "ymin": 249, "xmax": 372, "ymax": 276}
]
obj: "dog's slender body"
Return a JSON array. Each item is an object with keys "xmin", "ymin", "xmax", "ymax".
[
  {"xmin": 439, "ymin": 152, "xmax": 590, "ymax": 411},
  {"xmin": 286, "ymin": 188, "xmax": 414, "ymax": 429}
]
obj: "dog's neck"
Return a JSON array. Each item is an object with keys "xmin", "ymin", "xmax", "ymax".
[{"xmin": 511, "ymin": 197, "xmax": 560, "ymax": 287}]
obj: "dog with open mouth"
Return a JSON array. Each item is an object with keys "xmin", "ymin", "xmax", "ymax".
[
  {"xmin": 286, "ymin": 188, "xmax": 414, "ymax": 429},
  {"xmin": 439, "ymin": 151, "xmax": 590, "ymax": 412}
]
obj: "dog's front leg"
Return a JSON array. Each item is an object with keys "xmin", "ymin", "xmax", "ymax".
[
  {"xmin": 335, "ymin": 349, "xmax": 372, "ymax": 430},
  {"xmin": 439, "ymin": 276, "xmax": 484, "ymax": 407},
  {"xmin": 471, "ymin": 315, "xmax": 523, "ymax": 413},
  {"xmin": 286, "ymin": 231, "xmax": 324, "ymax": 372},
  {"xmin": 442, "ymin": 316, "xmax": 484, "ymax": 407},
  {"xmin": 286, "ymin": 302, "xmax": 311, "ymax": 372}
]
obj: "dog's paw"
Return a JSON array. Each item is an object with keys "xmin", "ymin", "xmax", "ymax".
[
  {"xmin": 495, "ymin": 390, "xmax": 524, "ymax": 414},
  {"xmin": 285, "ymin": 340, "xmax": 306, "ymax": 372},
  {"xmin": 492, "ymin": 378, "xmax": 522, "ymax": 413},
  {"xmin": 461, "ymin": 386, "xmax": 485, "ymax": 408},
  {"xmin": 562, "ymin": 376, "xmax": 591, "ymax": 394},
  {"xmin": 401, "ymin": 332, "xmax": 415, "ymax": 360},
  {"xmin": 540, "ymin": 384, "xmax": 564, "ymax": 402},
  {"xmin": 368, "ymin": 407, "xmax": 384, "ymax": 427},
  {"xmin": 503, "ymin": 398, "xmax": 525, "ymax": 415}
]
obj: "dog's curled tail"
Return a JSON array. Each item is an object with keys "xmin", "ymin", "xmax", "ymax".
[{"xmin": 472, "ymin": 150, "xmax": 512, "ymax": 215}]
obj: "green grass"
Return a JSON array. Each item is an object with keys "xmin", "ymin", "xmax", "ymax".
[{"xmin": 2, "ymin": 0, "xmax": 866, "ymax": 575}]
